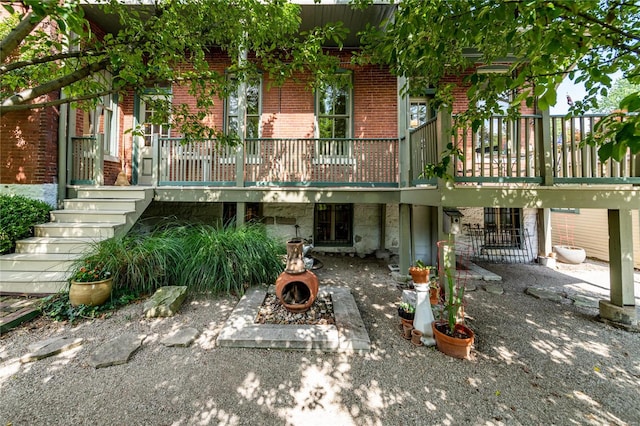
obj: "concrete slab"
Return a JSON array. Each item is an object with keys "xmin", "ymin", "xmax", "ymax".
[{"xmin": 216, "ymin": 286, "xmax": 370, "ymax": 353}]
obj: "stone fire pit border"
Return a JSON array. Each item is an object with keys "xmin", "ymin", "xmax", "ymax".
[{"xmin": 216, "ymin": 286, "xmax": 370, "ymax": 353}]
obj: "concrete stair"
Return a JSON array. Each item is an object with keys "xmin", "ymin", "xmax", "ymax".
[{"xmin": 0, "ymin": 187, "xmax": 153, "ymax": 295}]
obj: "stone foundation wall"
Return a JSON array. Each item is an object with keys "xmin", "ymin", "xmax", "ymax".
[{"xmin": 0, "ymin": 184, "xmax": 58, "ymax": 207}]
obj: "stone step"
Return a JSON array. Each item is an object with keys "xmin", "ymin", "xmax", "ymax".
[
  {"xmin": 34, "ymin": 222, "xmax": 121, "ymax": 238},
  {"xmin": 76, "ymin": 187, "xmax": 151, "ymax": 200},
  {"xmin": 0, "ymin": 270, "xmax": 68, "ymax": 294},
  {"xmin": 15, "ymin": 237, "xmax": 99, "ymax": 254},
  {"xmin": 49, "ymin": 210, "xmax": 132, "ymax": 224},
  {"xmin": 63, "ymin": 198, "xmax": 140, "ymax": 211},
  {"xmin": 0, "ymin": 253, "xmax": 81, "ymax": 272}
]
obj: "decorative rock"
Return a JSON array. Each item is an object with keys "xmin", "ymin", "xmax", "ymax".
[
  {"xmin": 525, "ymin": 287, "xmax": 565, "ymax": 303},
  {"xmin": 88, "ymin": 333, "xmax": 146, "ymax": 368},
  {"xmin": 465, "ymin": 281, "xmax": 477, "ymax": 292},
  {"xmin": 21, "ymin": 337, "xmax": 84, "ymax": 363},
  {"xmin": 161, "ymin": 327, "xmax": 200, "ymax": 347},
  {"xmin": 570, "ymin": 294, "xmax": 600, "ymax": 309},
  {"xmin": 143, "ymin": 286, "xmax": 188, "ymax": 318},
  {"xmin": 484, "ymin": 283, "xmax": 504, "ymax": 295}
]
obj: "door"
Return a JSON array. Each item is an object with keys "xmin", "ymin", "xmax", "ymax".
[{"xmin": 136, "ymin": 95, "xmax": 170, "ymax": 185}]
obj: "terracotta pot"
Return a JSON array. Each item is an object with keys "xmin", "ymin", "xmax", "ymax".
[
  {"xmin": 400, "ymin": 317, "xmax": 414, "ymax": 329},
  {"xmin": 411, "ymin": 329, "xmax": 423, "ymax": 346},
  {"xmin": 432, "ymin": 321, "xmax": 474, "ymax": 359},
  {"xmin": 409, "ymin": 267, "xmax": 430, "ymax": 284},
  {"xmin": 69, "ymin": 278, "xmax": 113, "ymax": 307},
  {"xmin": 402, "ymin": 323, "xmax": 413, "ymax": 340},
  {"xmin": 429, "ymin": 287, "xmax": 440, "ymax": 304}
]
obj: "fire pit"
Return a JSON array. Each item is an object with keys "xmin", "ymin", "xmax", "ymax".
[{"xmin": 275, "ymin": 238, "xmax": 319, "ymax": 313}]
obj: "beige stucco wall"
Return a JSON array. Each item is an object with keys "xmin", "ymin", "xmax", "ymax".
[{"xmin": 551, "ymin": 209, "xmax": 640, "ymax": 269}]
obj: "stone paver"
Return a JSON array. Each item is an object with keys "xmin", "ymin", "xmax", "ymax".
[
  {"xmin": 21, "ymin": 337, "xmax": 84, "ymax": 363},
  {"xmin": 88, "ymin": 333, "xmax": 146, "ymax": 368},
  {"xmin": 484, "ymin": 283, "xmax": 504, "ymax": 295},
  {"xmin": 525, "ymin": 287, "xmax": 567, "ymax": 303},
  {"xmin": 161, "ymin": 327, "xmax": 200, "ymax": 347}
]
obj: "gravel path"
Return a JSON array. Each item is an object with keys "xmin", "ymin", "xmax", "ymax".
[{"xmin": 1, "ymin": 256, "xmax": 639, "ymax": 425}]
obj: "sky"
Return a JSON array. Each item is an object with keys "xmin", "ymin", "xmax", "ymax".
[{"xmin": 549, "ymin": 71, "xmax": 624, "ymax": 115}]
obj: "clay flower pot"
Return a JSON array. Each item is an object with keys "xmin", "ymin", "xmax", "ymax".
[
  {"xmin": 69, "ymin": 277, "xmax": 113, "ymax": 307},
  {"xmin": 432, "ymin": 321, "xmax": 474, "ymax": 359},
  {"xmin": 402, "ymin": 323, "xmax": 413, "ymax": 340},
  {"xmin": 408, "ymin": 267, "xmax": 430, "ymax": 284},
  {"xmin": 411, "ymin": 329, "xmax": 423, "ymax": 346}
]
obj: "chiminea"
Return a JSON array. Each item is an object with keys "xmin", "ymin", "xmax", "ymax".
[{"xmin": 275, "ymin": 238, "xmax": 319, "ymax": 313}]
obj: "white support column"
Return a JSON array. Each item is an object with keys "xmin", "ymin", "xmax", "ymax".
[
  {"xmin": 599, "ymin": 209, "xmax": 637, "ymax": 326},
  {"xmin": 398, "ymin": 203, "xmax": 411, "ymax": 274}
]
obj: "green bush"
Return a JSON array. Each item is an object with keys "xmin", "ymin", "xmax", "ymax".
[
  {"xmin": 0, "ymin": 195, "xmax": 51, "ymax": 254},
  {"xmin": 70, "ymin": 222, "xmax": 285, "ymax": 296}
]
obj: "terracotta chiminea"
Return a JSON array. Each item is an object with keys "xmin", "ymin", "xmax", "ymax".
[{"xmin": 275, "ymin": 238, "xmax": 319, "ymax": 313}]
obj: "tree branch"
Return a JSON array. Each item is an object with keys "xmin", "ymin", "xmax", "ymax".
[
  {"xmin": 1, "ymin": 59, "xmax": 109, "ymax": 108},
  {"xmin": 0, "ymin": 11, "xmax": 44, "ymax": 61},
  {"xmin": 0, "ymin": 49, "xmax": 103, "ymax": 75},
  {"xmin": 0, "ymin": 88, "xmax": 118, "ymax": 114}
]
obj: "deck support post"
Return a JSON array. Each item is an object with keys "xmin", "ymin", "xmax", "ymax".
[
  {"xmin": 399, "ymin": 203, "xmax": 411, "ymax": 275},
  {"xmin": 600, "ymin": 208, "xmax": 637, "ymax": 326}
]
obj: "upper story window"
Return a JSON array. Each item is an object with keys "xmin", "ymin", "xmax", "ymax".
[
  {"xmin": 226, "ymin": 76, "xmax": 262, "ymax": 156},
  {"xmin": 316, "ymin": 73, "xmax": 352, "ymax": 157}
]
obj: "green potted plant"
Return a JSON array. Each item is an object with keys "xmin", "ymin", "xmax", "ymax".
[
  {"xmin": 398, "ymin": 302, "xmax": 415, "ymax": 339},
  {"xmin": 68, "ymin": 257, "xmax": 113, "ymax": 307},
  {"xmin": 408, "ymin": 259, "xmax": 434, "ymax": 284},
  {"xmin": 431, "ymin": 267, "xmax": 474, "ymax": 359}
]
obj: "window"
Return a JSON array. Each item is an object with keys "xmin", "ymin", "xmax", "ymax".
[
  {"xmin": 483, "ymin": 208, "xmax": 522, "ymax": 248},
  {"xmin": 226, "ymin": 76, "xmax": 261, "ymax": 156},
  {"xmin": 223, "ymin": 202, "xmax": 261, "ymax": 225},
  {"xmin": 314, "ymin": 204, "xmax": 353, "ymax": 246},
  {"xmin": 316, "ymin": 73, "xmax": 352, "ymax": 157},
  {"xmin": 97, "ymin": 93, "xmax": 119, "ymax": 158},
  {"xmin": 140, "ymin": 94, "xmax": 171, "ymax": 146},
  {"xmin": 409, "ymin": 97, "xmax": 431, "ymax": 129}
]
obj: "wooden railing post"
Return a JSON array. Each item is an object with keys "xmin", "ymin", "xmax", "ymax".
[
  {"xmin": 538, "ymin": 110, "xmax": 554, "ymax": 186},
  {"xmin": 436, "ymin": 108, "xmax": 453, "ymax": 188},
  {"xmin": 94, "ymin": 134, "xmax": 104, "ymax": 186}
]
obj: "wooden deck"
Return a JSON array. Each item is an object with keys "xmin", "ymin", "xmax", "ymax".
[{"xmin": 0, "ymin": 296, "xmax": 42, "ymax": 334}]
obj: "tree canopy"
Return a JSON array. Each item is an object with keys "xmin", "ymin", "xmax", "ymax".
[
  {"xmin": 357, "ymin": 0, "xmax": 640, "ymax": 161},
  {"xmin": 2, "ymin": 0, "xmax": 639, "ymax": 160},
  {"xmin": 0, "ymin": 0, "xmax": 347, "ymax": 139}
]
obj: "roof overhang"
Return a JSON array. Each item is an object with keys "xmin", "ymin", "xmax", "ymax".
[{"xmin": 81, "ymin": 1, "xmax": 397, "ymax": 48}]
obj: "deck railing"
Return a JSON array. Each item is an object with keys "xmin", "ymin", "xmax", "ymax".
[
  {"xmin": 410, "ymin": 113, "xmax": 639, "ymax": 185},
  {"xmin": 157, "ymin": 137, "xmax": 399, "ymax": 187},
  {"xmin": 70, "ymin": 136, "xmax": 100, "ymax": 185}
]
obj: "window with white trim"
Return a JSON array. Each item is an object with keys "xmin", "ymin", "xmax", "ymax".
[
  {"xmin": 140, "ymin": 94, "xmax": 171, "ymax": 146},
  {"xmin": 316, "ymin": 73, "xmax": 352, "ymax": 158},
  {"xmin": 226, "ymin": 76, "xmax": 261, "ymax": 156},
  {"xmin": 409, "ymin": 96, "xmax": 431, "ymax": 129}
]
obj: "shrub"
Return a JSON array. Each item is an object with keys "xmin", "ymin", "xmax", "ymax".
[
  {"xmin": 0, "ymin": 195, "xmax": 51, "ymax": 254},
  {"xmin": 71, "ymin": 222, "xmax": 285, "ymax": 296}
]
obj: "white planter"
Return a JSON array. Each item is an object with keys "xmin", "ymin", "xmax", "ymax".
[{"xmin": 553, "ymin": 245, "xmax": 586, "ymax": 264}]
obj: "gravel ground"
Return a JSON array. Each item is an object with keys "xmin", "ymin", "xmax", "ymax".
[{"xmin": 1, "ymin": 255, "xmax": 639, "ymax": 426}]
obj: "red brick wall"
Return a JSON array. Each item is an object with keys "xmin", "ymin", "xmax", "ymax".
[{"xmin": 0, "ymin": 99, "xmax": 59, "ymax": 185}]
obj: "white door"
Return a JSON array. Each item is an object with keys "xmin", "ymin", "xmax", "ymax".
[{"xmin": 137, "ymin": 97, "xmax": 170, "ymax": 185}]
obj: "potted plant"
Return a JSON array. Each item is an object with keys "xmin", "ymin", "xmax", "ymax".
[
  {"xmin": 408, "ymin": 259, "xmax": 434, "ymax": 284},
  {"xmin": 431, "ymin": 268, "xmax": 474, "ymax": 359},
  {"xmin": 68, "ymin": 257, "xmax": 113, "ymax": 307},
  {"xmin": 398, "ymin": 302, "xmax": 415, "ymax": 338},
  {"xmin": 429, "ymin": 276, "xmax": 441, "ymax": 305}
]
